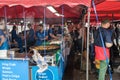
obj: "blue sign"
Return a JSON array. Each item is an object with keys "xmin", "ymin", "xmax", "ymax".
[
  {"xmin": 32, "ymin": 66, "xmax": 59, "ymax": 80},
  {"xmin": 0, "ymin": 59, "xmax": 29, "ymax": 80}
]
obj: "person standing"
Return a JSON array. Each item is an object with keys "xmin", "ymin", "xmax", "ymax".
[
  {"xmin": 27, "ymin": 24, "xmax": 35, "ymax": 47},
  {"xmin": 70, "ymin": 26, "xmax": 79, "ymax": 53},
  {"xmin": 0, "ymin": 19, "xmax": 9, "ymax": 50},
  {"xmin": 11, "ymin": 25, "xmax": 24, "ymax": 53},
  {"xmin": 94, "ymin": 19, "xmax": 113, "ymax": 80},
  {"xmin": 115, "ymin": 23, "xmax": 120, "ymax": 52},
  {"xmin": 77, "ymin": 24, "xmax": 83, "ymax": 54},
  {"xmin": 48, "ymin": 24, "xmax": 58, "ymax": 40},
  {"xmin": 35, "ymin": 24, "xmax": 48, "ymax": 46}
]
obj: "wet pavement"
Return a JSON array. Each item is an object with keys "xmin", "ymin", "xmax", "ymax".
[{"xmin": 63, "ymin": 51, "xmax": 120, "ymax": 80}]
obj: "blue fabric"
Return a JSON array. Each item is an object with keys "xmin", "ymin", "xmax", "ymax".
[
  {"xmin": 105, "ymin": 29, "xmax": 113, "ymax": 43},
  {"xmin": 11, "ymin": 29, "xmax": 23, "ymax": 52},
  {"xmin": 48, "ymin": 28, "xmax": 53, "ymax": 40},
  {"xmin": 0, "ymin": 29, "xmax": 9, "ymax": 50},
  {"xmin": 28, "ymin": 28, "xmax": 34, "ymax": 42},
  {"xmin": 94, "ymin": 27, "xmax": 113, "ymax": 47},
  {"xmin": 48, "ymin": 28, "xmax": 57, "ymax": 40},
  {"xmin": 11, "ymin": 29, "xmax": 20, "ymax": 41},
  {"xmin": 35, "ymin": 30, "xmax": 48, "ymax": 46},
  {"xmin": 58, "ymin": 28, "xmax": 62, "ymax": 34},
  {"xmin": 0, "ymin": 29, "xmax": 4, "ymax": 36}
]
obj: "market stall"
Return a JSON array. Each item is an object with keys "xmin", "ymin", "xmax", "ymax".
[
  {"xmin": 0, "ymin": 0, "xmax": 91, "ymax": 80},
  {"xmin": 30, "ymin": 37, "xmax": 71, "ymax": 80},
  {"xmin": 0, "ymin": 31, "xmax": 72, "ymax": 80}
]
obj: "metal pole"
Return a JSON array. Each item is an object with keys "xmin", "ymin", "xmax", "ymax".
[
  {"xmin": 23, "ymin": 8, "xmax": 27, "ymax": 57},
  {"xmin": 112, "ymin": 13, "xmax": 114, "ymax": 22},
  {"xmin": 4, "ymin": 7, "xmax": 7, "ymax": 28},
  {"xmin": 4, "ymin": 6, "xmax": 11, "ymax": 49},
  {"xmin": 62, "ymin": 5, "xmax": 64, "ymax": 41},
  {"xmin": 60, "ymin": 5, "xmax": 64, "ymax": 62},
  {"xmin": 81, "ymin": 15, "xmax": 86, "ymax": 69},
  {"xmin": 14, "ymin": 6, "xmax": 18, "ymax": 24},
  {"xmin": 86, "ymin": 7, "xmax": 91, "ymax": 80},
  {"xmin": 81, "ymin": 27, "xmax": 84, "ymax": 69},
  {"xmin": 43, "ymin": 6, "xmax": 46, "ymax": 55}
]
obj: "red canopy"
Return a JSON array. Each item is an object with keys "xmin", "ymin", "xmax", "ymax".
[
  {"xmin": 91, "ymin": 0, "xmax": 120, "ymax": 22},
  {"xmin": 0, "ymin": 0, "xmax": 91, "ymax": 7},
  {"xmin": 0, "ymin": 5, "xmax": 84, "ymax": 18},
  {"xmin": 0, "ymin": 0, "xmax": 91, "ymax": 19},
  {"xmin": 0, "ymin": 0, "xmax": 120, "ymax": 22}
]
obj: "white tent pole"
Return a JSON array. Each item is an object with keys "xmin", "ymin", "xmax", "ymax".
[{"xmin": 86, "ymin": 7, "xmax": 91, "ymax": 80}]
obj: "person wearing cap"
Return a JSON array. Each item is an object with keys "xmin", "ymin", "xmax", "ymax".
[
  {"xmin": 35, "ymin": 24, "xmax": 48, "ymax": 46},
  {"xmin": 94, "ymin": 19, "xmax": 113, "ymax": 80}
]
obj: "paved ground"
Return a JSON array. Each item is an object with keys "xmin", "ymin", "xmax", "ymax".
[{"xmin": 63, "ymin": 52, "xmax": 120, "ymax": 80}]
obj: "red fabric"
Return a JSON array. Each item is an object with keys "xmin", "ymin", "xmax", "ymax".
[
  {"xmin": 0, "ymin": 0, "xmax": 91, "ymax": 7},
  {"xmin": 0, "ymin": 0, "xmax": 119, "ymax": 21},
  {"xmin": 0, "ymin": 0, "xmax": 91, "ymax": 18},
  {"xmin": 95, "ymin": 46, "xmax": 110, "ymax": 60},
  {"xmin": 0, "ymin": 5, "xmax": 83, "ymax": 18},
  {"xmin": 91, "ymin": 0, "xmax": 120, "ymax": 22}
]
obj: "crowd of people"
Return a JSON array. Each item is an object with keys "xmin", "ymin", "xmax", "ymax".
[
  {"xmin": 67, "ymin": 19, "xmax": 120, "ymax": 80},
  {"xmin": 11, "ymin": 24, "xmax": 63, "ymax": 53},
  {"xmin": 0, "ymin": 19, "xmax": 63, "ymax": 53},
  {"xmin": 69, "ymin": 23, "xmax": 86, "ymax": 54},
  {"xmin": 0, "ymin": 18, "xmax": 120, "ymax": 80}
]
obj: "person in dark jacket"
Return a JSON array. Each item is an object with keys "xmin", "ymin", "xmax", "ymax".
[
  {"xmin": 11, "ymin": 25, "xmax": 24, "ymax": 53},
  {"xmin": 94, "ymin": 19, "xmax": 113, "ymax": 80},
  {"xmin": 27, "ymin": 24, "xmax": 35, "ymax": 48}
]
